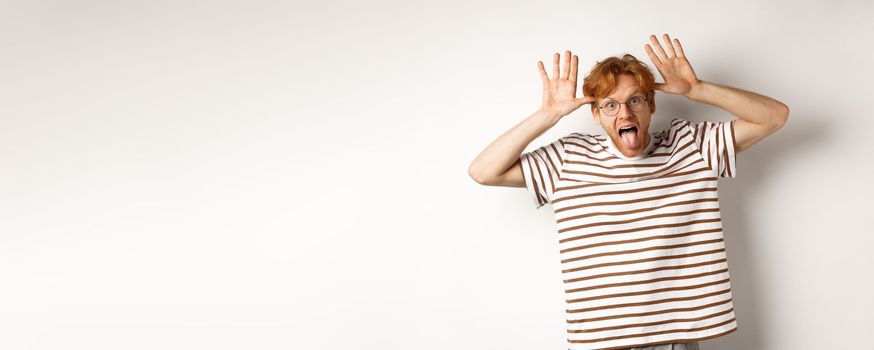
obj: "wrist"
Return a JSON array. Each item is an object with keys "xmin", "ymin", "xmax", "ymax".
[
  {"xmin": 535, "ymin": 108, "xmax": 563, "ymax": 126},
  {"xmin": 685, "ymin": 79, "xmax": 705, "ymax": 100}
]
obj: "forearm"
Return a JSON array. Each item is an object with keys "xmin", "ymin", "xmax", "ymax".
[
  {"xmin": 685, "ymin": 80, "xmax": 789, "ymax": 127},
  {"xmin": 468, "ymin": 109, "xmax": 561, "ymax": 183}
]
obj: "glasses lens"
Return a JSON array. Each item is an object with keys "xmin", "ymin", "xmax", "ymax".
[{"xmin": 628, "ymin": 96, "xmax": 643, "ymax": 111}]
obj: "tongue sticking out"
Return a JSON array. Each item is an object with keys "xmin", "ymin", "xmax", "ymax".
[{"xmin": 619, "ymin": 128, "xmax": 639, "ymax": 149}]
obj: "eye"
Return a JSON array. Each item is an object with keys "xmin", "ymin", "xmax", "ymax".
[
  {"xmin": 629, "ymin": 96, "xmax": 643, "ymax": 105},
  {"xmin": 604, "ymin": 101, "xmax": 618, "ymax": 110}
]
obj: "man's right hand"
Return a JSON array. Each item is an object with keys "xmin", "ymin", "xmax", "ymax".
[
  {"xmin": 538, "ymin": 50, "xmax": 596, "ymax": 119},
  {"xmin": 469, "ymin": 50, "xmax": 593, "ymax": 187}
]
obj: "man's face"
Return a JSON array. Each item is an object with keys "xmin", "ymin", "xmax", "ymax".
[{"xmin": 592, "ymin": 74, "xmax": 656, "ymax": 158}]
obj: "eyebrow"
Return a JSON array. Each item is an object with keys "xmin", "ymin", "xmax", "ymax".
[{"xmin": 603, "ymin": 91, "xmax": 645, "ymax": 101}]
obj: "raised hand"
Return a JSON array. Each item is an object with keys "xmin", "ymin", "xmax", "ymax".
[
  {"xmin": 537, "ymin": 50, "xmax": 596, "ymax": 118},
  {"xmin": 644, "ymin": 34, "xmax": 701, "ymax": 96}
]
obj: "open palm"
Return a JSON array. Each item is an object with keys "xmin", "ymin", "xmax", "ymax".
[
  {"xmin": 644, "ymin": 34, "xmax": 700, "ymax": 96},
  {"xmin": 538, "ymin": 51, "xmax": 595, "ymax": 118}
]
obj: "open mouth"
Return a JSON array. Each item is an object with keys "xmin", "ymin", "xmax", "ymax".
[
  {"xmin": 618, "ymin": 126, "xmax": 638, "ymax": 136},
  {"xmin": 617, "ymin": 126, "xmax": 640, "ymax": 149}
]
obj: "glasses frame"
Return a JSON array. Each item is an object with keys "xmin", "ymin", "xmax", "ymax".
[{"xmin": 597, "ymin": 93, "xmax": 651, "ymax": 117}]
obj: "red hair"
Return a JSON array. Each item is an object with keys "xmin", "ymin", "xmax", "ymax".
[{"xmin": 582, "ymin": 54, "xmax": 655, "ymax": 111}]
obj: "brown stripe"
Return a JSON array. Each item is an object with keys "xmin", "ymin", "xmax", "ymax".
[
  {"xmin": 567, "ymin": 134, "xmax": 601, "ymax": 146},
  {"xmin": 564, "ymin": 140, "xmax": 608, "ymax": 154},
  {"xmin": 653, "ymin": 122, "xmax": 688, "ymax": 149},
  {"xmin": 550, "ymin": 141, "xmax": 564, "ymax": 166},
  {"xmin": 534, "ymin": 146, "xmax": 561, "ymax": 178},
  {"xmin": 554, "ymin": 175, "xmax": 717, "ymax": 205},
  {"xmin": 726, "ymin": 121, "xmax": 735, "ymax": 176},
  {"xmin": 562, "ymin": 240, "xmax": 724, "ymax": 276},
  {"xmin": 563, "ymin": 146, "xmax": 696, "ymax": 179},
  {"xmin": 559, "ymin": 218, "xmax": 722, "ymax": 249},
  {"xmin": 581, "ymin": 327, "xmax": 738, "ymax": 350},
  {"xmin": 561, "ymin": 252, "xmax": 728, "ymax": 282},
  {"xmin": 722, "ymin": 120, "xmax": 735, "ymax": 177},
  {"xmin": 562, "ymin": 248, "xmax": 725, "ymax": 273},
  {"xmin": 569, "ymin": 317, "xmax": 736, "ymax": 344},
  {"xmin": 657, "ymin": 157, "xmax": 704, "ymax": 179},
  {"xmin": 557, "ymin": 198, "xmax": 719, "ymax": 224},
  {"xmin": 569, "ymin": 306, "xmax": 734, "ymax": 333},
  {"xmin": 716, "ymin": 122, "xmax": 722, "ymax": 172},
  {"xmin": 566, "ymin": 149, "xmax": 620, "ymax": 162},
  {"xmin": 558, "ymin": 208, "xmax": 721, "ymax": 235},
  {"xmin": 533, "ymin": 150, "xmax": 558, "ymax": 194},
  {"xmin": 554, "ymin": 165, "xmax": 711, "ymax": 194},
  {"xmin": 531, "ymin": 153, "xmax": 550, "ymax": 200},
  {"xmin": 524, "ymin": 155, "xmax": 545, "ymax": 206},
  {"xmin": 568, "ymin": 296, "xmax": 732, "ymax": 323},
  {"xmin": 567, "ymin": 287, "xmax": 732, "ymax": 314},
  {"xmin": 567, "ymin": 278, "xmax": 730, "ymax": 304},
  {"xmin": 561, "ymin": 232, "xmax": 722, "ymax": 276},
  {"xmin": 529, "ymin": 153, "xmax": 546, "ymax": 198},
  {"xmin": 567, "ymin": 158, "xmax": 666, "ymax": 169},
  {"xmin": 706, "ymin": 123, "xmax": 713, "ymax": 170},
  {"xmin": 729, "ymin": 119, "xmax": 737, "ymax": 153},
  {"xmin": 658, "ymin": 125, "xmax": 683, "ymax": 147},
  {"xmin": 564, "ymin": 264, "xmax": 728, "ymax": 291},
  {"xmin": 560, "ymin": 237, "xmax": 724, "ymax": 261}
]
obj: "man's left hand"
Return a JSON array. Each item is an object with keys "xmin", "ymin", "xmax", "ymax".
[{"xmin": 644, "ymin": 33, "xmax": 700, "ymax": 97}]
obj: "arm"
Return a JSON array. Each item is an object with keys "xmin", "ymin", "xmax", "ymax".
[
  {"xmin": 468, "ymin": 50, "xmax": 595, "ymax": 186},
  {"xmin": 468, "ymin": 109, "xmax": 561, "ymax": 187},
  {"xmin": 685, "ymin": 80, "xmax": 789, "ymax": 153},
  {"xmin": 644, "ymin": 33, "xmax": 789, "ymax": 154}
]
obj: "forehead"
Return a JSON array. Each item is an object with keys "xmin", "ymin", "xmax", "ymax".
[{"xmin": 604, "ymin": 75, "xmax": 643, "ymax": 100}]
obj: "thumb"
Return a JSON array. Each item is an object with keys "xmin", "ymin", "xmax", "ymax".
[
  {"xmin": 654, "ymin": 83, "xmax": 666, "ymax": 91},
  {"xmin": 574, "ymin": 96, "xmax": 596, "ymax": 108}
]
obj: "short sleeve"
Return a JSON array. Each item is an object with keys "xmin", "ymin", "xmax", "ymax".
[
  {"xmin": 519, "ymin": 136, "xmax": 567, "ymax": 209},
  {"xmin": 691, "ymin": 119, "xmax": 737, "ymax": 178}
]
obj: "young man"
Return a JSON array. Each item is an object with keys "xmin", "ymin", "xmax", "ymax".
[{"xmin": 468, "ymin": 34, "xmax": 788, "ymax": 350}]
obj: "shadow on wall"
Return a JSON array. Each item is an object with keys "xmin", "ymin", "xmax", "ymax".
[{"xmin": 656, "ymin": 92, "xmax": 827, "ymax": 349}]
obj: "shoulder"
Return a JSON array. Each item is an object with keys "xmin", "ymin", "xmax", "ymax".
[
  {"xmin": 669, "ymin": 117, "xmax": 693, "ymax": 130},
  {"xmin": 665, "ymin": 117, "xmax": 699, "ymax": 141},
  {"xmin": 562, "ymin": 132, "xmax": 605, "ymax": 151}
]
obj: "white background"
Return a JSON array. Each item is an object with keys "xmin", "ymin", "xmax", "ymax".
[{"xmin": 1, "ymin": 1, "xmax": 872, "ymax": 349}]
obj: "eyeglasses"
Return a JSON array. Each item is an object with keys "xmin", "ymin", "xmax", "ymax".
[{"xmin": 597, "ymin": 94, "xmax": 649, "ymax": 117}]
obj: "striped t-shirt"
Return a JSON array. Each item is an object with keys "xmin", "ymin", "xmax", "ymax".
[{"xmin": 519, "ymin": 118, "xmax": 739, "ymax": 350}]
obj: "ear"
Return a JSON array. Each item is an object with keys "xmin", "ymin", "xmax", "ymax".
[
  {"xmin": 649, "ymin": 94, "xmax": 656, "ymax": 114},
  {"xmin": 592, "ymin": 105, "xmax": 602, "ymax": 126}
]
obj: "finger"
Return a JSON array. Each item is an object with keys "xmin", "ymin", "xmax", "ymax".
[
  {"xmin": 654, "ymin": 82, "xmax": 666, "ymax": 91},
  {"xmin": 560, "ymin": 51, "xmax": 571, "ymax": 79},
  {"xmin": 649, "ymin": 34, "xmax": 669, "ymax": 63},
  {"xmin": 537, "ymin": 61, "xmax": 549, "ymax": 84},
  {"xmin": 662, "ymin": 34, "xmax": 676, "ymax": 59},
  {"xmin": 644, "ymin": 44, "xmax": 664, "ymax": 66},
  {"xmin": 674, "ymin": 38, "xmax": 686, "ymax": 58},
  {"xmin": 569, "ymin": 54, "xmax": 579, "ymax": 82},
  {"xmin": 552, "ymin": 52, "xmax": 560, "ymax": 80}
]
